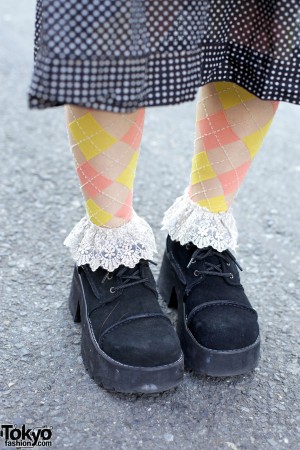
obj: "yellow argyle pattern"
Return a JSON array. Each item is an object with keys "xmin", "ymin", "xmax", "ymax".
[
  {"xmin": 67, "ymin": 107, "xmax": 145, "ymax": 227},
  {"xmin": 190, "ymin": 82, "xmax": 279, "ymax": 213}
]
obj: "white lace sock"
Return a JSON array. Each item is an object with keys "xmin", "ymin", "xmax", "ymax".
[
  {"xmin": 64, "ymin": 212, "xmax": 156, "ymax": 272},
  {"xmin": 162, "ymin": 186, "xmax": 238, "ymax": 252}
]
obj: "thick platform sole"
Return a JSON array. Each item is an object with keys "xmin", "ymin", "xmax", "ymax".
[
  {"xmin": 68, "ymin": 266, "xmax": 184, "ymax": 394},
  {"xmin": 158, "ymin": 251, "xmax": 261, "ymax": 377}
]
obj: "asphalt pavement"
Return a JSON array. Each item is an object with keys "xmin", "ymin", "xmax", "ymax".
[{"xmin": 0, "ymin": 2, "xmax": 300, "ymax": 449}]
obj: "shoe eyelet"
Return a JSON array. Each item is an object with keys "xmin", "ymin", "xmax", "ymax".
[
  {"xmin": 226, "ymin": 262, "xmax": 231, "ymax": 266},
  {"xmin": 107, "ymin": 273, "xmax": 113, "ymax": 280},
  {"xmin": 110, "ymin": 287, "xmax": 116, "ymax": 294},
  {"xmin": 194, "ymin": 270, "xmax": 200, "ymax": 277},
  {"xmin": 186, "ymin": 243, "xmax": 192, "ymax": 250},
  {"xmin": 229, "ymin": 273, "xmax": 234, "ymax": 279}
]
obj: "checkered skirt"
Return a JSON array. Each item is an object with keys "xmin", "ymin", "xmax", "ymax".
[{"xmin": 28, "ymin": 0, "xmax": 300, "ymax": 112}]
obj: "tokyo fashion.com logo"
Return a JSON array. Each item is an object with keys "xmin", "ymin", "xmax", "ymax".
[{"xmin": 0, "ymin": 424, "xmax": 52, "ymax": 447}]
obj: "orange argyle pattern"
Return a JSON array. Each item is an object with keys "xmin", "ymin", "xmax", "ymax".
[
  {"xmin": 189, "ymin": 82, "xmax": 279, "ymax": 212},
  {"xmin": 66, "ymin": 106, "xmax": 145, "ymax": 227}
]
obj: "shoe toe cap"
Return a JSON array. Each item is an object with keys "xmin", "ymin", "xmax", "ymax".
[
  {"xmin": 101, "ymin": 317, "xmax": 182, "ymax": 367},
  {"xmin": 189, "ymin": 303, "xmax": 259, "ymax": 351}
]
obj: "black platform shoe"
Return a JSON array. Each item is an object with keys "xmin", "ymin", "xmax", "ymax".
[
  {"xmin": 69, "ymin": 259, "xmax": 184, "ymax": 393},
  {"xmin": 158, "ymin": 236, "xmax": 260, "ymax": 377}
]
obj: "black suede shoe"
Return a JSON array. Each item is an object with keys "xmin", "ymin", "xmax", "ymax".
[
  {"xmin": 158, "ymin": 236, "xmax": 260, "ymax": 377},
  {"xmin": 69, "ymin": 259, "xmax": 184, "ymax": 393}
]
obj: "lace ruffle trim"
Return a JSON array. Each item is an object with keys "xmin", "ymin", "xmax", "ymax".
[
  {"xmin": 161, "ymin": 188, "xmax": 238, "ymax": 252},
  {"xmin": 64, "ymin": 213, "xmax": 157, "ymax": 272}
]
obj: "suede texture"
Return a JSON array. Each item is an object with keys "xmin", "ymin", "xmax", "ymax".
[
  {"xmin": 165, "ymin": 236, "xmax": 259, "ymax": 351},
  {"xmin": 79, "ymin": 260, "xmax": 182, "ymax": 367}
]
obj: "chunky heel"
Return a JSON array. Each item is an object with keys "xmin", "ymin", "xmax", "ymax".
[
  {"xmin": 157, "ymin": 251, "xmax": 178, "ymax": 309},
  {"xmin": 68, "ymin": 266, "xmax": 82, "ymax": 323}
]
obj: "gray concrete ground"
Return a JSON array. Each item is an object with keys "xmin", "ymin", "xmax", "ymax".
[{"xmin": 1, "ymin": 2, "xmax": 300, "ymax": 449}]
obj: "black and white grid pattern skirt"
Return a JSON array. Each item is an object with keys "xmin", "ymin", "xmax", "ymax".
[{"xmin": 28, "ymin": 0, "xmax": 300, "ymax": 112}]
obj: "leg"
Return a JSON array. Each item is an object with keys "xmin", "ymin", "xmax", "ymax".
[
  {"xmin": 163, "ymin": 81, "xmax": 279, "ymax": 251},
  {"xmin": 64, "ymin": 106, "xmax": 183, "ymax": 393},
  {"xmin": 160, "ymin": 82, "xmax": 279, "ymax": 376},
  {"xmin": 64, "ymin": 105, "xmax": 156, "ymax": 271},
  {"xmin": 190, "ymin": 81, "xmax": 279, "ymax": 214}
]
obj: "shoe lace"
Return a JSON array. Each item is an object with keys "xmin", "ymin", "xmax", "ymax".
[
  {"xmin": 186, "ymin": 246, "xmax": 243, "ymax": 279},
  {"xmin": 102, "ymin": 259, "xmax": 157, "ymax": 293}
]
